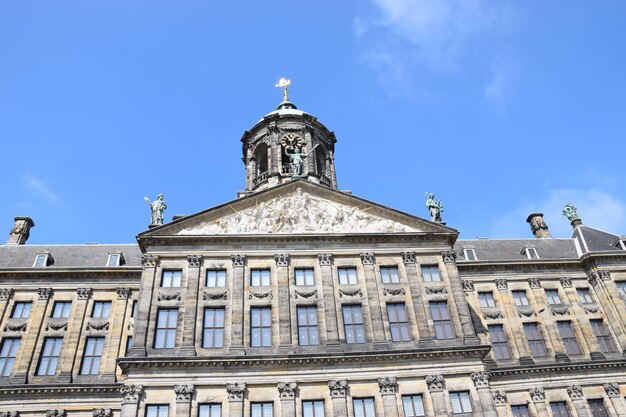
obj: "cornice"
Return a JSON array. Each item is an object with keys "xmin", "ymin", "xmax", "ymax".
[
  {"xmin": 118, "ymin": 345, "xmax": 491, "ymax": 372},
  {"xmin": 456, "ymin": 259, "xmax": 582, "ymax": 272},
  {"xmin": 0, "ymin": 269, "xmax": 142, "ymax": 280},
  {"xmin": 0, "ymin": 384, "xmax": 121, "ymax": 397},
  {"xmin": 490, "ymin": 359, "xmax": 626, "ymax": 378}
]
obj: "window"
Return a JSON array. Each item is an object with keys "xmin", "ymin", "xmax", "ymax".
[
  {"xmin": 0, "ymin": 338, "xmax": 20, "ymax": 376},
  {"xmin": 251, "ymin": 307, "xmax": 271, "ymax": 347},
  {"xmin": 380, "ymin": 266, "xmax": 399, "ymax": 284},
  {"xmin": 430, "ymin": 302, "xmax": 455, "ymax": 339},
  {"xmin": 464, "ymin": 249, "xmax": 477, "ymax": 261},
  {"xmin": 295, "ymin": 268, "xmax": 315, "ymax": 286},
  {"xmin": 199, "ymin": 404, "xmax": 221, "ymax": 417},
  {"xmin": 450, "ymin": 391, "xmax": 472, "ymax": 414},
  {"xmin": 616, "ymin": 281, "xmax": 626, "ymax": 297},
  {"xmin": 203, "ymin": 308, "xmax": 225, "ymax": 348},
  {"xmin": 557, "ymin": 321, "xmax": 581, "ymax": 355},
  {"xmin": 251, "ymin": 269, "xmax": 270, "ymax": 287},
  {"xmin": 478, "ymin": 292, "xmax": 496, "ymax": 308},
  {"xmin": 297, "ymin": 306, "xmax": 319, "ymax": 346},
  {"xmin": 154, "ymin": 308, "xmax": 178, "ymax": 349},
  {"xmin": 106, "ymin": 254, "xmax": 120, "ymax": 267},
  {"xmin": 161, "ymin": 270, "xmax": 182, "ymax": 288},
  {"xmin": 51, "ymin": 301, "xmax": 72, "ymax": 318},
  {"xmin": 92, "ymin": 301, "xmax": 111, "ymax": 318},
  {"xmin": 302, "ymin": 400, "xmax": 324, "ymax": 417},
  {"xmin": 402, "ymin": 395, "xmax": 425, "ymax": 417},
  {"xmin": 421, "ymin": 265, "xmax": 441, "ymax": 282},
  {"xmin": 590, "ymin": 320, "xmax": 617, "ymax": 353},
  {"xmin": 550, "ymin": 402, "xmax": 571, "ymax": 417},
  {"xmin": 250, "ymin": 402, "xmax": 273, "ymax": 417},
  {"xmin": 80, "ymin": 337, "xmax": 104, "ymax": 375},
  {"xmin": 131, "ymin": 300, "xmax": 138, "ymax": 318},
  {"xmin": 523, "ymin": 323, "xmax": 546, "ymax": 357},
  {"xmin": 11, "ymin": 302, "xmax": 32, "ymax": 319},
  {"xmin": 342, "ymin": 305, "xmax": 365, "ymax": 344},
  {"xmin": 619, "ymin": 240, "xmax": 626, "ymax": 250},
  {"xmin": 588, "ymin": 399, "xmax": 610, "ymax": 417},
  {"xmin": 34, "ymin": 254, "xmax": 48, "ymax": 267},
  {"xmin": 511, "ymin": 405, "xmax": 531, "ymax": 417},
  {"xmin": 353, "ymin": 398, "xmax": 376, "ymax": 417},
  {"xmin": 577, "ymin": 288, "xmax": 593, "ymax": 304},
  {"xmin": 126, "ymin": 336, "xmax": 133, "ymax": 355},
  {"xmin": 488, "ymin": 324, "xmax": 511, "ymax": 360},
  {"xmin": 387, "ymin": 303, "xmax": 411, "ymax": 342},
  {"xmin": 512, "ymin": 290, "xmax": 529, "ymax": 306},
  {"xmin": 545, "ymin": 289, "xmax": 562, "ymax": 305},
  {"xmin": 338, "ymin": 267, "xmax": 357, "ymax": 285},
  {"xmin": 146, "ymin": 405, "xmax": 169, "ymax": 417},
  {"xmin": 206, "ymin": 270, "xmax": 226, "ymax": 287},
  {"xmin": 36, "ymin": 337, "xmax": 63, "ymax": 375},
  {"xmin": 525, "ymin": 248, "xmax": 539, "ymax": 259}
]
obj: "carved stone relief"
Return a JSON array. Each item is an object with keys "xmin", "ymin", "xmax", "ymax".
[
  {"xmin": 328, "ymin": 379, "xmax": 348, "ymax": 397},
  {"xmin": 378, "ymin": 377, "xmax": 398, "ymax": 395},
  {"xmin": 493, "ymin": 390, "xmax": 508, "ymax": 406},
  {"xmin": 203, "ymin": 291, "xmax": 228, "ymax": 301},
  {"xmin": 425, "ymin": 286, "xmax": 447, "ymax": 295},
  {"xmin": 120, "ymin": 384, "xmax": 144, "ymax": 404},
  {"xmin": 277, "ymin": 382, "xmax": 298, "ymax": 399},
  {"xmin": 566, "ymin": 385, "xmax": 584, "ymax": 400},
  {"xmin": 383, "ymin": 288, "xmax": 405, "ymax": 296},
  {"xmin": 77, "ymin": 288, "xmax": 93, "ymax": 299},
  {"xmin": 226, "ymin": 383, "xmax": 247, "ymax": 401},
  {"xmin": 93, "ymin": 409, "xmax": 113, "ymax": 417},
  {"xmin": 471, "ymin": 371, "xmax": 491, "ymax": 389},
  {"xmin": 175, "ymin": 384, "xmax": 195, "ymax": 402},
  {"xmin": 249, "ymin": 291, "xmax": 273, "ymax": 300},
  {"xmin": 495, "ymin": 279, "xmax": 508, "ymax": 290},
  {"xmin": 187, "ymin": 255, "xmax": 204, "ymax": 267},
  {"xmin": 4, "ymin": 320, "xmax": 27, "ymax": 332},
  {"xmin": 425, "ymin": 374, "xmax": 445, "ymax": 391},
  {"xmin": 462, "ymin": 280, "xmax": 475, "ymax": 292},
  {"xmin": 141, "ymin": 255, "xmax": 159, "ymax": 268},
  {"xmin": 294, "ymin": 290, "xmax": 317, "ymax": 299},
  {"xmin": 0, "ymin": 288, "xmax": 14, "ymax": 300},
  {"xmin": 560, "ymin": 277, "xmax": 572, "ymax": 288},
  {"xmin": 317, "ymin": 253, "xmax": 333, "ymax": 266},
  {"xmin": 401, "ymin": 252, "xmax": 416, "ymax": 264},
  {"xmin": 117, "ymin": 287, "xmax": 132, "ymax": 299},
  {"xmin": 157, "ymin": 292, "xmax": 182, "ymax": 302},
  {"xmin": 528, "ymin": 277, "xmax": 541, "ymax": 289},
  {"xmin": 529, "ymin": 387, "xmax": 545, "ymax": 402},
  {"xmin": 339, "ymin": 289, "xmax": 362, "ymax": 298}
]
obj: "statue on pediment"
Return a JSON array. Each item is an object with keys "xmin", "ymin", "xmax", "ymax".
[
  {"xmin": 426, "ymin": 193, "xmax": 443, "ymax": 223},
  {"xmin": 144, "ymin": 194, "xmax": 167, "ymax": 226}
]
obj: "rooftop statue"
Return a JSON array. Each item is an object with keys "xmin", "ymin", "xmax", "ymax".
[
  {"xmin": 562, "ymin": 204, "xmax": 579, "ymax": 222},
  {"xmin": 144, "ymin": 194, "xmax": 167, "ymax": 226},
  {"xmin": 426, "ymin": 192, "xmax": 444, "ymax": 223},
  {"xmin": 285, "ymin": 144, "xmax": 319, "ymax": 179}
]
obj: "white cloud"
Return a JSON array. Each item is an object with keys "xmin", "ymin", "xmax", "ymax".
[
  {"xmin": 23, "ymin": 173, "xmax": 62, "ymax": 203},
  {"xmin": 489, "ymin": 188, "xmax": 626, "ymax": 239}
]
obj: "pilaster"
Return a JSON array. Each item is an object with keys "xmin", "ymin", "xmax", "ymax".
[
  {"xmin": 529, "ymin": 281, "xmax": 563, "ymax": 361},
  {"xmin": 230, "ymin": 255, "xmax": 246, "ymax": 354},
  {"xmin": 590, "ymin": 271, "xmax": 626, "ymax": 352},
  {"xmin": 402, "ymin": 252, "xmax": 432, "ymax": 345},
  {"xmin": 227, "ymin": 383, "xmax": 247, "ymax": 417},
  {"xmin": 318, "ymin": 254, "xmax": 340, "ymax": 348},
  {"xmin": 278, "ymin": 382, "xmax": 298, "ymax": 417},
  {"xmin": 360, "ymin": 252, "xmax": 386, "ymax": 344},
  {"xmin": 180, "ymin": 255, "xmax": 203, "ymax": 356},
  {"xmin": 529, "ymin": 387, "xmax": 548, "ymax": 417},
  {"xmin": 275, "ymin": 254, "xmax": 293, "ymax": 352},
  {"xmin": 175, "ymin": 384, "xmax": 195, "ymax": 417},
  {"xmin": 425, "ymin": 375, "xmax": 448, "ymax": 417},
  {"xmin": 120, "ymin": 384, "xmax": 143, "ymax": 417},
  {"xmin": 129, "ymin": 255, "xmax": 159, "ymax": 357},
  {"xmin": 59, "ymin": 288, "xmax": 91, "ymax": 382},
  {"xmin": 471, "ymin": 372, "xmax": 497, "ymax": 417},
  {"xmin": 604, "ymin": 383, "xmax": 626, "ymax": 417},
  {"xmin": 492, "ymin": 390, "xmax": 509, "ymax": 417},
  {"xmin": 441, "ymin": 251, "xmax": 479, "ymax": 343},
  {"xmin": 497, "ymin": 279, "xmax": 533, "ymax": 364},
  {"xmin": 328, "ymin": 380, "xmax": 349, "ymax": 417},
  {"xmin": 567, "ymin": 385, "xmax": 590, "ymax": 417},
  {"xmin": 0, "ymin": 288, "xmax": 13, "ymax": 322},
  {"xmin": 378, "ymin": 377, "xmax": 400, "ymax": 417}
]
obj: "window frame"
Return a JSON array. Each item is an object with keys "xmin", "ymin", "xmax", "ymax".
[
  {"xmin": 79, "ymin": 336, "xmax": 105, "ymax": 375},
  {"xmin": 380, "ymin": 266, "xmax": 400, "ymax": 284},
  {"xmin": 525, "ymin": 247, "xmax": 540, "ymax": 260},
  {"xmin": 296, "ymin": 306, "xmax": 319, "ymax": 346},
  {"xmin": 557, "ymin": 321, "xmax": 582, "ymax": 355},
  {"xmin": 92, "ymin": 301, "xmax": 111, "ymax": 319},
  {"xmin": 154, "ymin": 308, "xmax": 178, "ymax": 349},
  {"xmin": 161, "ymin": 270, "xmax": 182, "ymax": 288},
  {"xmin": 36, "ymin": 337, "xmax": 63, "ymax": 376},
  {"xmin": 337, "ymin": 267, "xmax": 357, "ymax": 285},
  {"xmin": 463, "ymin": 249, "xmax": 477, "ymax": 261},
  {"xmin": 512, "ymin": 290, "xmax": 529, "ymax": 306},
  {"xmin": 51, "ymin": 301, "xmax": 72, "ymax": 318},
  {"xmin": 295, "ymin": 268, "xmax": 315, "ymax": 286},
  {"xmin": 511, "ymin": 405, "xmax": 531, "ymax": 417},
  {"xmin": 301, "ymin": 400, "xmax": 324, "ymax": 417},
  {"xmin": 106, "ymin": 253, "xmax": 121, "ymax": 267},
  {"xmin": 402, "ymin": 395, "xmax": 425, "ymax": 417},
  {"xmin": 352, "ymin": 397, "xmax": 376, "ymax": 417},
  {"xmin": 488, "ymin": 324, "xmax": 512, "ymax": 360},
  {"xmin": 0, "ymin": 337, "xmax": 21, "ymax": 377},
  {"xmin": 617, "ymin": 281, "xmax": 626, "ymax": 298},
  {"xmin": 421, "ymin": 265, "xmax": 441, "ymax": 282},
  {"xmin": 250, "ymin": 269, "xmax": 271, "ymax": 287},
  {"xmin": 145, "ymin": 405, "xmax": 169, "ymax": 417},
  {"xmin": 523, "ymin": 322, "xmax": 547, "ymax": 357},
  {"xmin": 11, "ymin": 301, "xmax": 32, "ymax": 319},
  {"xmin": 206, "ymin": 269, "xmax": 227, "ymax": 288},
  {"xmin": 545, "ymin": 289, "xmax": 562, "ymax": 305},
  {"xmin": 590, "ymin": 319, "xmax": 617, "ymax": 353},
  {"xmin": 202, "ymin": 308, "xmax": 225, "ymax": 349},
  {"xmin": 550, "ymin": 402, "xmax": 571, "ymax": 417},
  {"xmin": 387, "ymin": 303, "xmax": 411, "ymax": 342},
  {"xmin": 33, "ymin": 254, "xmax": 49, "ymax": 268},
  {"xmin": 250, "ymin": 306, "xmax": 272, "ymax": 347},
  {"xmin": 250, "ymin": 402, "xmax": 273, "ymax": 417},
  {"xmin": 198, "ymin": 404, "xmax": 222, "ymax": 417},
  {"xmin": 478, "ymin": 292, "xmax": 496, "ymax": 308},
  {"xmin": 430, "ymin": 301, "xmax": 455, "ymax": 340},
  {"xmin": 449, "ymin": 391, "xmax": 472, "ymax": 414},
  {"xmin": 577, "ymin": 288, "xmax": 594, "ymax": 304},
  {"xmin": 342, "ymin": 304, "xmax": 366, "ymax": 344}
]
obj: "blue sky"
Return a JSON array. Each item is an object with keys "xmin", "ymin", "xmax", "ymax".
[{"xmin": 1, "ymin": 1, "xmax": 625, "ymax": 244}]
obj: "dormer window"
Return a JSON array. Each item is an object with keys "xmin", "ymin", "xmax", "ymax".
[
  {"xmin": 464, "ymin": 249, "xmax": 477, "ymax": 261},
  {"xmin": 33, "ymin": 253, "xmax": 49, "ymax": 267},
  {"xmin": 106, "ymin": 253, "xmax": 121, "ymax": 267},
  {"xmin": 525, "ymin": 248, "xmax": 539, "ymax": 260},
  {"xmin": 617, "ymin": 239, "xmax": 626, "ymax": 250}
]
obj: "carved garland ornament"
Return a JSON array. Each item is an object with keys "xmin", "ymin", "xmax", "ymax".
[
  {"xmin": 550, "ymin": 305, "xmax": 570, "ymax": 316},
  {"xmin": 178, "ymin": 190, "xmax": 416, "ymax": 235},
  {"xmin": 339, "ymin": 289, "xmax": 362, "ymax": 298},
  {"xmin": 157, "ymin": 292, "xmax": 182, "ymax": 302},
  {"xmin": 5, "ymin": 321, "xmax": 27, "ymax": 332},
  {"xmin": 204, "ymin": 291, "xmax": 228, "ymax": 301},
  {"xmin": 383, "ymin": 287, "xmax": 405, "ymax": 296},
  {"xmin": 294, "ymin": 290, "xmax": 317, "ymax": 299},
  {"xmin": 482, "ymin": 309, "xmax": 503, "ymax": 320},
  {"xmin": 249, "ymin": 291, "xmax": 273, "ymax": 300},
  {"xmin": 425, "ymin": 286, "xmax": 447, "ymax": 295},
  {"xmin": 86, "ymin": 320, "xmax": 109, "ymax": 332},
  {"xmin": 46, "ymin": 321, "xmax": 68, "ymax": 332}
]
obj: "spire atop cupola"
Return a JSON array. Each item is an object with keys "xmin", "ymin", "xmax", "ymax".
[{"xmin": 239, "ymin": 79, "xmax": 338, "ymax": 195}]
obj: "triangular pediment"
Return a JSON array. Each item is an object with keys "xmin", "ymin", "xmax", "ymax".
[{"xmin": 140, "ymin": 181, "xmax": 456, "ymax": 237}]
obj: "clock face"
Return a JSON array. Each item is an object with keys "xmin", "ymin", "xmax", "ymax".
[{"xmin": 281, "ymin": 133, "xmax": 303, "ymax": 150}]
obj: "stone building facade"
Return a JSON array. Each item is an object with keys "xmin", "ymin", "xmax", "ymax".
[{"xmin": 0, "ymin": 98, "xmax": 625, "ymax": 417}]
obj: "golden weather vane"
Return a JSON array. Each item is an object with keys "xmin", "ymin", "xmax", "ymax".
[{"xmin": 275, "ymin": 77, "xmax": 291, "ymax": 102}]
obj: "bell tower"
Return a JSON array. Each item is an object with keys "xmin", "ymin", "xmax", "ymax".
[{"xmin": 240, "ymin": 79, "xmax": 338, "ymax": 194}]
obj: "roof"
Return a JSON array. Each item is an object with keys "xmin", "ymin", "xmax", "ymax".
[
  {"xmin": 0, "ymin": 244, "xmax": 142, "ymax": 269},
  {"xmin": 453, "ymin": 238, "xmax": 579, "ymax": 262},
  {"xmin": 573, "ymin": 225, "xmax": 624, "ymax": 253}
]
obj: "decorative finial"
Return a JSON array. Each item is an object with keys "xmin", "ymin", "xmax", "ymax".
[
  {"xmin": 144, "ymin": 194, "xmax": 167, "ymax": 227},
  {"xmin": 562, "ymin": 204, "xmax": 582, "ymax": 228},
  {"xmin": 275, "ymin": 77, "xmax": 291, "ymax": 102},
  {"xmin": 425, "ymin": 192, "xmax": 444, "ymax": 223}
]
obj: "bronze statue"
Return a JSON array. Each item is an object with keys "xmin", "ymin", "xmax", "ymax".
[
  {"xmin": 144, "ymin": 194, "xmax": 167, "ymax": 226},
  {"xmin": 562, "ymin": 204, "xmax": 579, "ymax": 222},
  {"xmin": 426, "ymin": 193, "xmax": 444, "ymax": 223},
  {"xmin": 285, "ymin": 144, "xmax": 319, "ymax": 178}
]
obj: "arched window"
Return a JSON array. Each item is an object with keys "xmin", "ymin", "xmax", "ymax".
[
  {"xmin": 255, "ymin": 144, "xmax": 268, "ymax": 176},
  {"xmin": 315, "ymin": 147, "xmax": 326, "ymax": 176}
]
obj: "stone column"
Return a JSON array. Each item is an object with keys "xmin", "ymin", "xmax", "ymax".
[
  {"xmin": 529, "ymin": 388, "xmax": 548, "ymax": 417},
  {"xmin": 441, "ymin": 251, "xmax": 479, "ymax": 344},
  {"xmin": 492, "ymin": 390, "xmax": 509, "ymax": 417},
  {"xmin": 328, "ymin": 380, "xmax": 349, "ymax": 417},
  {"xmin": 278, "ymin": 382, "xmax": 298, "ymax": 417},
  {"xmin": 318, "ymin": 254, "xmax": 340, "ymax": 348},
  {"xmin": 561, "ymin": 278, "xmax": 603, "ymax": 357},
  {"xmin": 402, "ymin": 252, "xmax": 432, "ymax": 345},
  {"xmin": 227, "ymin": 383, "xmax": 247, "ymax": 417},
  {"xmin": 567, "ymin": 385, "xmax": 590, "ymax": 417},
  {"xmin": 604, "ymin": 383, "xmax": 626, "ymax": 417},
  {"xmin": 181, "ymin": 255, "xmax": 203, "ymax": 356},
  {"xmin": 529, "ymin": 279, "xmax": 564, "ymax": 361},
  {"xmin": 230, "ymin": 255, "xmax": 246, "ymax": 354},
  {"xmin": 104, "ymin": 288, "xmax": 132, "ymax": 380},
  {"xmin": 59, "ymin": 288, "xmax": 92, "ymax": 382},
  {"xmin": 378, "ymin": 377, "xmax": 400, "ymax": 417},
  {"xmin": 14, "ymin": 287, "xmax": 52, "ymax": 383},
  {"xmin": 120, "ymin": 385, "xmax": 143, "ymax": 417},
  {"xmin": 0, "ymin": 288, "xmax": 13, "ymax": 321},
  {"xmin": 275, "ymin": 254, "xmax": 293, "ymax": 353},
  {"xmin": 590, "ymin": 271, "xmax": 626, "ymax": 351},
  {"xmin": 471, "ymin": 372, "xmax": 497, "ymax": 417},
  {"xmin": 426, "ymin": 375, "xmax": 448, "ymax": 417},
  {"xmin": 129, "ymin": 255, "xmax": 159, "ymax": 357},
  {"xmin": 497, "ymin": 279, "xmax": 533, "ymax": 364},
  {"xmin": 361, "ymin": 253, "xmax": 386, "ymax": 344},
  {"xmin": 175, "ymin": 384, "xmax": 195, "ymax": 417}
]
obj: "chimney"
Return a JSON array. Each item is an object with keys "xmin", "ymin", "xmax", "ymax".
[
  {"xmin": 526, "ymin": 213, "xmax": 552, "ymax": 238},
  {"xmin": 7, "ymin": 217, "xmax": 35, "ymax": 245}
]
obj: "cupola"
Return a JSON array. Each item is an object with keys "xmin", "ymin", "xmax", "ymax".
[{"xmin": 240, "ymin": 79, "xmax": 338, "ymax": 194}]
